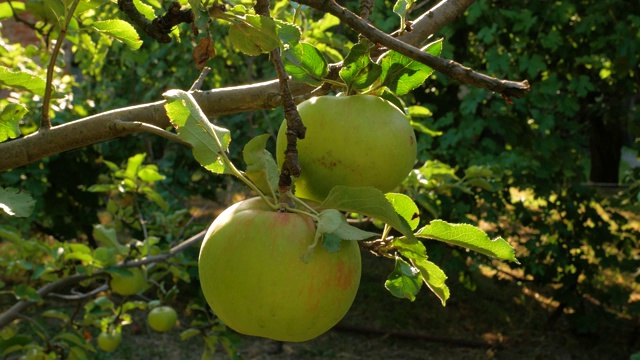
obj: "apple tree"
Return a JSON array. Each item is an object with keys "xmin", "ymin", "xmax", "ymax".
[{"xmin": 0, "ymin": 0, "xmax": 530, "ymax": 358}]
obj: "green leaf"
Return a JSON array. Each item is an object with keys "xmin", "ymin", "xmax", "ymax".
[
  {"xmin": 407, "ymin": 105, "xmax": 432, "ymax": 118},
  {"xmin": 274, "ymin": 19, "xmax": 301, "ymax": 45},
  {"xmin": 92, "ymin": 225, "xmax": 125, "ymax": 254},
  {"xmin": 393, "ymin": 0, "xmax": 415, "ymax": 32},
  {"xmin": 124, "ymin": 153, "xmax": 146, "ymax": 181},
  {"xmin": 0, "ymin": 66, "xmax": 47, "ymax": 96},
  {"xmin": 385, "ymin": 193, "xmax": 420, "ymax": 230},
  {"xmin": 410, "ymin": 120, "xmax": 442, "ymax": 137},
  {"xmin": 180, "ymin": 328, "xmax": 202, "ymax": 341},
  {"xmin": 14, "ymin": 284, "xmax": 42, "ymax": 302},
  {"xmin": 0, "ymin": 2, "xmax": 26, "ymax": 20},
  {"xmin": 320, "ymin": 186, "xmax": 415, "ymax": 240},
  {"xmin": 93, "ymin": 19, "xmax": 142, "ymax": 50},
  {"xmin": 318, "ymin": 209, "xmax": 342, "ymax": 234},
  {"xmin": 138, "ymin": 164, "xmax": 166, "ymax": 183},
  {"xmin": 378, "ymin": 39, "xmax": 443, "ymax": 95},
  {"xmin": 42, "ymin": 310, "xmax": 70, "ymax": 322},
  {"xmin": 141, "ymin": 187, "xmax": 169, "ymax": 211},
  {"xmin": 322, "ymin": 233, "xmax": 342, "ymax": 253},
  {"xmin": 412, "ymin": 257, "xmax": 449, "ymax": 305},
  {"xmin": 242, "ymin": 134, "xmax": 279, "ymax": 196},
  {"xmin": 339, "ymin": 41, "xmax": 382, "ymax": 90},
  {"xmin": 0, "ymin": 103, "xmax": 27, "ymax": 142},
  {"xmin": 0, "ymin": 335, "xmax": 32, "ymax": 357},
  {"xmin": 0, "ymin": 187, "xmax": 36, "ymax": 217},
  {"xmin": 228, "ymin": 14, "xmax": 280, "ymax": 56},
  {"xmin": 416, "ymin": 220, "xmax": 519, "ymax": 263},
  {"xmin": 331, "ymin": 219, "xmax": 379, "ymax": 241},
  {"xmin": 283, "ymin": 42, "xmax": 329, "ymax": 86},
  {"xmin": 93, "ymin": 247, "xmax": 118, "ymax": 268},
  {"xmin": 163, "ymin": 89, "xmax": 232, "ymax": 174},
  {"xmin": 133, "ymin": 0, "xmax": 156, "ymax": 20},
  {"xmin": 385, "ymin": 257, "xmax": 421, "ymax": 301},
  {"xmin": 0, "ymin": 225, "xmax": 21, "ymax": 242}
]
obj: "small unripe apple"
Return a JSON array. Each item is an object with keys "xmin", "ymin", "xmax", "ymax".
[
  {"xmin": 110, "ymin": 268, "xmax": 146, "ymax": 296},
  {"xmin": 97, "ymin": 330, "xmax": 122, "ymax": 352},
  {"xmin": 147, "ymin": 306, "xmax": 178, "ymax": 332}
]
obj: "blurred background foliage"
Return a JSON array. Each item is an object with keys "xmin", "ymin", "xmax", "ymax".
[{"xmin": 0, "ymin": 0, "xmax": 638, "ymax": 344}]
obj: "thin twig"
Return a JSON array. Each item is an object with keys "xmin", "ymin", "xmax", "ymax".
[
  {"xmin": 40, "ymin": 0, "xmax": 82, "ymax": 131},
  {"xmin": 296, "ymin": 0, "xmax": 531, "ymax": 99},
  {"xmin": 48, "ymin": 284, "xmax": 109, "ymax": 300},
  {"xmin": 111, "ymin": 120, "xmax": 191, "ymax": 147},
  {"xmin": 8, "ymin": 1, "xmax": 37, "ymax": 31},
  {"xmin": 359, "ymin": 0, "xmax": 375, "ymax": 22},
  {"xmin": 190, "ymin": 67, "xmax": 212, "ymax": 91}
]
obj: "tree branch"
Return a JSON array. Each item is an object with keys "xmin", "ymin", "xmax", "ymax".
[
  {"xmin": 0, "ymin": 80, "xmax": 315, "ymax": 172},
  {"xmin": 40, "ymin": 0, "xmax": 81, "ymax": 131},
  {"xmin": 296, "ymin": 0, "xmax": 530, "ymax": 99},
  {"xmin": 397, "ymin": 0, "xmax": 477, "ymax": 46},
  {"xmin": 118, "ymin": 0, "xmax": 193, "ymax": 43},
  {"xmin": 0, "ymin": 0, "xmax": 502, "ymax": 172}
]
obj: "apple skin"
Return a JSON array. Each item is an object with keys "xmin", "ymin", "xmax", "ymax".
[
  {"xmin": 110, "ymin": 268, "xmax": 146, "ymax": 296},
  {"xmin": 97, "ymin": 331, "xmax": 122, "ymax": 352},
  {"xmin": 147, "ymin": 306, "xmax": 178, "ymax": 332},
  {"xmin": 198, "ymin": 197, "xmax": 361, "ymax": 342},
  {"xmin": 276, "ymin": 95, "xmax": 417, "ymax": 201}
]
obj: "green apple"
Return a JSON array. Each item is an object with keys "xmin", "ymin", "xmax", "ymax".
[
  {"xmin": 198, "ymin": 197, "xmax": 361, "ymax": 342},
  {"xmin": 147, "ymin": 306, "xmax": 178, "ymax": 332},
  {"xmin": 110, "ymin": 268, "xmax": 146, "ymax": 296},
  {"xmin": 97, "ymin": 330, "xmax": 122, "ymax": 352},
  {"xmin": 276, "ymin": 95, "xmax": 417, "ymax": 201}
]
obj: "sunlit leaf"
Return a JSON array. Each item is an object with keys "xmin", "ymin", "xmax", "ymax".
[
  {"xmin": 242, "ymin": 134, "xmax": 279, "ymax": 196},
  {"xmin": 93, "ymin": 19, "xmax": 142, "ymax": 50},
  {"xmin": 283, "ymin": 42, "xmax": 328, "ymax": 86},
  {"xmin": 378, "ymin": 39, "xmax": 443, "ymax": 95},
  {"xmin": 320, "ymin": 186, "xmax": 415, "ymax": 240},
  {"xmin": 412, "ymin": 257, "xmax": 449, "ymax": 305},
  {"xmin": 125, "ymin": 153, "xmax": 146, "ymax": 181},
  {"xmin": 163, "ymin": 89, "xmax": 232, "ymax": 174},
  {"xmin": 0, "ymin": 187, "xmax": 35, "ymax": 217},
  {"xmin": 0, "ymin": 2, "xmax": 26, "ymax": 20},
  {"xmin": 0, "ymin": 66, "xmax": 47, "ymax": 96},
  {"xmin": 339, "ymin": 41, "xmax": 382, "ymax": 90},
  {"xmin": 385, "ymin": 193, "xmax": 420, "ymax": 230},
  {"xmin": 138, "ymin": 164, "xmax": 166, "ymax": 183},
  {"xmin": 228, "ymin": 14, "xmax": 280, "ymax": 56},
  {"xmin": 416, "ymin": 220, "xmax": 519, "ymax": 263},
  {"xmin": 0, "ymin": 103, "xmax": 27, "ymax": 142}
]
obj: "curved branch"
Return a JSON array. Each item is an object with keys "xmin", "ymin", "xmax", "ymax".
[
  {"xmin": 296, "ymin": 0, "xmax": 530, "ymax": 99},
  {"xmin": 397, "ymin": 0, "xmax": 477, "ymax": 46},
  {"xmin": 0, "ymin": 80, "xmax": 314, "ymax": 171},
  {"xmin": 0, "ymin": 0, "xmax": 501, "ymax": 172}
]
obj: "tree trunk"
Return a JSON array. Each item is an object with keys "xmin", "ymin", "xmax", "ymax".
[{"xmin": 589, "ymin": 115, "xmax": 625, "ymax": 184}]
